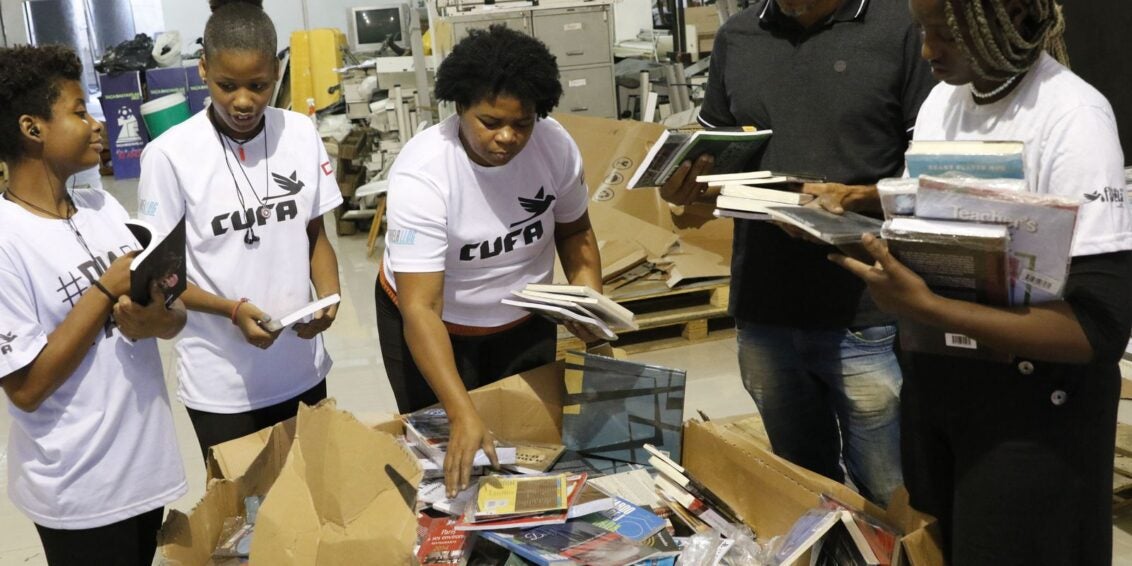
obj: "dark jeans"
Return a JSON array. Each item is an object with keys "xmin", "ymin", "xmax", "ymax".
[
  {"xmin": 186, "ymin": 379, "xmax": 327, "ymax": 462},
  {"xmin": 375, "ymin": 278, "xmax": 556, "ymax": 413},
  {"xmin": 903, "ymin": 355, "xmax": 1119, "ymax": 565},
  {"xmin": 36, "ymin": 507, "xmax": 164, "ymax": 566}
]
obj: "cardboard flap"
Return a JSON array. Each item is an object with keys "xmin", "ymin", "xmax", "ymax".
[
  {"xmin": 251, "ymin": 401, "xmax": 423, "ymax": 565},
  {"xmin": 661, "ymin": 243, "xmax": 731, "ymax": 287},
  {"xmin": 158, "ymin": 479, "xmax": 241, "ymax": 566},
  {"xmin": 471, "ymin": 361, "xmax": 565, "ymax": 445}
]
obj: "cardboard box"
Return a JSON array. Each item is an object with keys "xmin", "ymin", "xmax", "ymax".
[
  {"xmin": 159, "ymin": 400, "xmax": 424, "ymax": 565},
  {"xmin": 553, "ymin": 113, "xmax": 734, "ymax": 286},
  {"xmin": 163, "ymin": 362, "xmax": 942, "ymax": 565},
  {"xmin": 683, "ymin": 416, "xmax": 945, "ymax": 566},
  {"xmin": 98, "ymin": 71, "xmax": 148, "ymax": 179},
  {"xmin": 183, "ymin": 61, "xmax": 210, "ymax": 115},
  {"xmin": 146, "ymin": 67, "xmax": 189, "ymax": 101}
]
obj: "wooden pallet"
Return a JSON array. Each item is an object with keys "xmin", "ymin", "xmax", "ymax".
[
  {"xmin": 556, "ymin": 278, "xmax": 734, "ymax": 358},
  {"xmin": 1114, "ymin": 423, "xmax": 1132, "ymax": 513}
]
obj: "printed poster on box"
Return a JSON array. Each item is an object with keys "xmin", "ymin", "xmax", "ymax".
[{"xmin": 98, "ymin": 71, "xmax": 148, "ymax": 179}]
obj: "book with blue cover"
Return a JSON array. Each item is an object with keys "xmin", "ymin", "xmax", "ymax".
[
  {"xmin": 905, "ymin": 140, "xmax": 1025, "ymax": 179},
  {"xmin": 481, "ymin": 520, "xmax": 658, "ymax": 566},
  {"xmin": 561, "ymin": 352, "xmax": 687, "ymax": 465},
  {"xmin": 581, "ymin": 498, "xmax": 667, "ymax": 542}
]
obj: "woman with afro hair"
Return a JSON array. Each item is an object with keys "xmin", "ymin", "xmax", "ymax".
[
  {"xmin": 0, "ymin": 44, "xmax": 187, "ymax": 565},
  {"xmin": 378, "ymin": 25, "xmax": 603, "ymax": 496}
]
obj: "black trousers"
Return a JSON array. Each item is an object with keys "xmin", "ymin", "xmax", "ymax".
[
  {"xmin": 186, "ymin": 379, "xmax": 328, "ymax": 462},
  {"xmin": 35, "ymin": 507, "xmax": 164, "ymax": 566},
  {"xmin": 375, "ymin": 278, "xmax": 556, "ymax": 413},
  {"xmin": 902, "ymin": 355, "xmax": 1119, "ymax": 565}
]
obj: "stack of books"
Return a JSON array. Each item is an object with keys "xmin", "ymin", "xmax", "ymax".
[
  {"xmin": 704, "ymin": 170, "xmax": 823, "ymax": 220},
  {"xmin": 882, "ymin": 171, "xmax": 1080, "ymax": 360},
  {"xmin": 502, "ymin": 284, "xmax": 638, "ymax": 342},
  {"xmin": 645, "ymin": 443, "xmax": 741, "ymax": 534},
  {"xmin": 403, "ymin": 407, "xmax": 519, "ymax": 469}
]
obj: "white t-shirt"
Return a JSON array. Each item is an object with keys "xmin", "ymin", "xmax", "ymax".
[
  {"xmin": 137, "ymin": 107, "xmax": 342, "ymax": 413},
  {"xmin": 0, "ymin": 190, "xmax": 186, "ymax": 530},
  {"xmin": 383, "ymin": 115, "xmax": 589, "ymax": 327},
  {"xmin": 913, "ymin": 53, "xmax": 1132, "ymax": 257}
]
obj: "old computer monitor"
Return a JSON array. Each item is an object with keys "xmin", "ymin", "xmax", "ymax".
[{"xmin": 347, "ymin": 4, "xmax": 410, "ymax": 53}]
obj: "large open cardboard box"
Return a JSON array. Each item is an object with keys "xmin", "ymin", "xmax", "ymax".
[
  {"xmin": 683, "ymin": 416, "xmax": 944, "ymax": 566},
  {"xmin": 160, "ymin": 361, "xmax": 942, "ymax": 565}
]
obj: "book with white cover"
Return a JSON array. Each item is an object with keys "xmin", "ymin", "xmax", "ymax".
[
  {"xmin": 501, "ymin": 298, "xmax": 618, "ymax": 341},
  {"xmin": 719, "ymin": 185, "xmax": 815, "ymax": 205},
  {"xmin": 521, "ymin": 284, "xmax": 638, "ymax": 331},
  {"xmin": 260, "ymin": 293, "xmax": 341, "ymax": 332}
]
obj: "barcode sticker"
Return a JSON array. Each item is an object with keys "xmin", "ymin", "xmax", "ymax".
[
  {"xmin": 945, "ymin": 333, "xmax": 978, "ymax": 349},
  {"xmin": 568, "ymin": 78, "xmax": 587, "ymax": 87},
  {"xmin": 1019, "ymin": 268, "xmax": 1063, "ymax": 295},
  {"xmin": 564, "ymin": 22, "xmax": 583, "ymax": 31}
]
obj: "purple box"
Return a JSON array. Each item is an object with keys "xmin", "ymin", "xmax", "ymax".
[
  {"xmin": 98, "ymin": 71, "xmax": 148, "ymax": 179},
  {"xmin": 145, "ymin": 66, "xmax": 188, "ymax": 100},
  {"xmin": 184, "ymin": 62, "xmax": 210, "ymax": 115}
]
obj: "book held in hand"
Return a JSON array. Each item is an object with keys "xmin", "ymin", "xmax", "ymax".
[
  {"xmin": 260, "ymin": 294, "xmax": 341, "ymax": 332},
  {"xmin": 762, "ymin": 206, "xmax": 884, "ymax": 246},
  {"xmin": 914, "ymin": 175, "xmax": 1079, "ymax": 305},
  {"xmin": 514, "ymin": 284, "xmax": 638, "ymax": 331},
  {"xmin": 627, "ymin": 127, "xmax": 773, "ymax": 189},
  {"xmin": 125, "ymin": 215, "xmax": 187, "ymax": 307},
  {"xmin": 882, "ymin": 217, "xmax": 1012, "ymax": 361}
]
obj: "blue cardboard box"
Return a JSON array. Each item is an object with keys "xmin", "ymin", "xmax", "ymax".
[{"xmin": 98, "ymin": 71, "xmax": 148, "ymax": 179}]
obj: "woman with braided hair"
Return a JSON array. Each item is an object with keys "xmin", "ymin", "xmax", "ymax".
[{"xmin": 832, "ymin": 0, "xmax": 1131, "ymax": 562}]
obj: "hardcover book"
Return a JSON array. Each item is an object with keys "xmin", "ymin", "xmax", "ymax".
[
  {"xmin": 561, "ymin": 352, "xmax": 686, "ymax": 465},
  {"xmin": 905, "ymin": 140, "xmax": 1025, "ymax": 179},
  {"xmin": 627, "ymin": 128, "xmax": 773, "ymax": 189}
]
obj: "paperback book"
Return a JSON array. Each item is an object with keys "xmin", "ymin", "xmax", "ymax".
[
  {"xmin": 456, "ymin": 473, "xmax": 588, "ymax": 531},
  {"xmin": 627, "ymin": 127, "xmax": 773, "ymax": 189},
  {"xmin": 914, "ymin": 174, "xmax": 1079, "ymax": 305},
  {"xmin": 260, "ymin": 294, "xmax": 341, "ymax": 332},
  {"xmin": 416, "ymin": 514, "xmax": 472, "ymax": 565},
  {"xmin": 481, "ymin": 520, "xmax": 658, "ymax": 566},
  {"xmin": 763, "ymin": 206, "xmax": 885, "ymax": 246},
  {"xmin": 882, "ymin": 217, "xmax": 1012, "ymax": 361},
  {"xmin": 125, "ymin": 214, "xmax": 187, "ymax": 307},
  {"xmin": 519, "ymin": 284, "xmax": 638, "ymax": 331},
  {"xmin": 403, "ymin": 407, "xmax": 518, "ymax": 468}
]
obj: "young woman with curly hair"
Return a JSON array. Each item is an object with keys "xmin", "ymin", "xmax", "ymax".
[
  {"xmin": 378, "ymin": 25, "xmax": 603, "ymax": 496},
  {"xmin": 0, "ymin": 44, "xmax": 187, "ymax": 566}
]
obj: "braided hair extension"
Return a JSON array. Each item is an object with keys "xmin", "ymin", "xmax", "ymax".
[{"xmin": 942, "ymin": 0, "xmax": 1069, "ymax": 80}]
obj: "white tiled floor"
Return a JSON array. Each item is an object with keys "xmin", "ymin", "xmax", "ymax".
[{"xmin": 1, "ymin": 178, "xmax": 1130, "ymax": 564}]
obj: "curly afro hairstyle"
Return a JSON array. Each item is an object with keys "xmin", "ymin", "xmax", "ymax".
[
  {"xmin": 204, "ymin": 0, "xmax": 277, "ymax": 61},
  {"xmin": 435, "ymin": 25, "xmax": 562, "ymax": 118},
  {"xmin": 0, "ymin": 44, "xmax": 83, "ymax": 163}
]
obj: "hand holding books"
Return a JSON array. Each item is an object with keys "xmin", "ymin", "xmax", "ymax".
[
  {"xmin": 113, "ymin": 279, "xmax": 187, "ymax": 341},
  {"xmin": 826, "ymin": 233, "xmax": 936, "ymax": 323}
]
